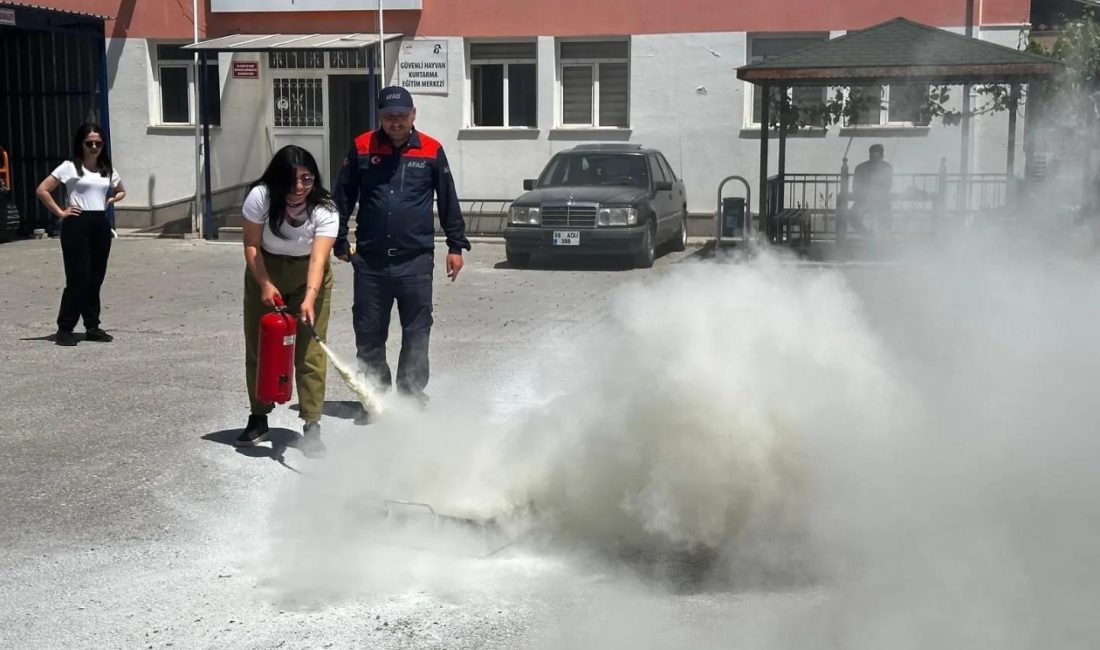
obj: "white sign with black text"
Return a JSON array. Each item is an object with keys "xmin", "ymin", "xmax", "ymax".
[{"xmin": 398, "ymin": 40, "xmax": 448, "ymax": 95}]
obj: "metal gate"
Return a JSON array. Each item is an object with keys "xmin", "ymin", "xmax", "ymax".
[{"xmin": 0, "ymin": 4, "xmax": 107, "ymax": 236}]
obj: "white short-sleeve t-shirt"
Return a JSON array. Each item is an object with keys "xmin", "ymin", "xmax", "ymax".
[
  {"xmin": 241, "ymin": 184, "xmax": 340, "ymax": 257},
  {"xmin": 50, "ymin": 161, "xmax": 122, "ymax": 211}
]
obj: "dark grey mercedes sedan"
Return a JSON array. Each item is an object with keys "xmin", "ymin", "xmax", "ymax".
[{"xmin": 502, "ymin": 144, "xmax": 688, "ymax": 269}]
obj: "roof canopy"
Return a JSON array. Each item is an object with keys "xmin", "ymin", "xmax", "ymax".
[
  {"xmin": 737, "ymin": 18, "xmax": 1062, "ymax": 86},
  {"xmin": 182, "ymin": 32, "xmax": 402, "ymax": 52}
]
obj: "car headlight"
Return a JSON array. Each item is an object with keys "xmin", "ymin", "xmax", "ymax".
[
  {"xmin": 597, "ymin": 207, "xmax": 637, "ymax": 227},
  {"xmin": 509, "ymin": 206, "xmax": 541, "ymax": 226}
]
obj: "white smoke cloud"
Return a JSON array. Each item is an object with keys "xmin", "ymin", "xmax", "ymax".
[{"xmin": 258, "ymin": 213, "xmax": 1100, "ymax": 648}]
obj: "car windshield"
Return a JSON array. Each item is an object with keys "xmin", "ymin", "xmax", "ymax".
[{"xmin": 537, "ymin": 153, "xmax": 649, "ymax": 188}]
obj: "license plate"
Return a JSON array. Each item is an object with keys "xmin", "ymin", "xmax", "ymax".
[{"xmin": 553, "ymin": 230, "xmax": 580, "ymax": 246}]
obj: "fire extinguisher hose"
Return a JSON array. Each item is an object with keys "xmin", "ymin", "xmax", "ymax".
[{"xmin": 298, "ymin": 317, "xmax": 385, "ymax": 415}]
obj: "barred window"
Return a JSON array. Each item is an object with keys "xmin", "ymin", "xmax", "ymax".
[
  {"xmin": 268, "ymin": 50, "xmax": 324, "ymax": 69},
  {"xmin": 273, "ymin": 78, "xmax": 324, "ymax": 127},
  {"xmin": 329, "ymin": 49, "xmax": 369, "ymax": 69}
]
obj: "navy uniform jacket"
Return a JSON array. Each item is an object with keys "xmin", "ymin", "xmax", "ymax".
[{"xmin": 333, "ymin": 128, "xmax": 471, "ymax": 258}]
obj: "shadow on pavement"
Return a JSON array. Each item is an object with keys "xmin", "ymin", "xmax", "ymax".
[
  {"xmin": 289, "ymin": 400, "xmax": 362, "ymax": 420},
  {"xmin": 19, "ymin": 332, "xmax": 84, "ymax": 342},
  {"xmin": 493, "ymin": 255, "xmax": 637, "ymax": 272},
  {"xmin": 202, "ymin": 428, "xmax": 304, "ymax": 474}
]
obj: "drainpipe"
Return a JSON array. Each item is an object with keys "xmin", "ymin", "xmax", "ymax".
[{"xmin": 98, "ymin": 20, "xmax": 114, "ymax": 231}]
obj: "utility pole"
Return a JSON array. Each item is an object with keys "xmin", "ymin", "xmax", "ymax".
[
  {"xmin": 193, "ymin": 0, "xmax": 202, "ymax": 237},
  {"xmin": 378, "ymin": 0, "xmax": 386, "ymax": 85},
  {"xmin": 960, "ymin": 0, "xmax": 975, "ymax": 210}
]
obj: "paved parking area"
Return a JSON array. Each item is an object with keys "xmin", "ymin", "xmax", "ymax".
[
  {"xmin": 4, "ymin": 232, "xmax": 1096, "ymax": 649},
  {"xmin": 0, "ymin": 237, "xmax": 729, "ymax": 649}
]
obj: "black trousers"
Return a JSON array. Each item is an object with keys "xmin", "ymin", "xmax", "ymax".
[
  {"xmin": 57, "ymin": 210, "xmax": 112, "ymax": 332},
  {"xmin": 350, "ymin": 251, "xmax": 434, "ymax": 397}
]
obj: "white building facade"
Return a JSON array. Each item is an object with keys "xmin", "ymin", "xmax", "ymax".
[{"xmin": 72, "ymin": 0, "xmax": 1036, "ymax": 232}]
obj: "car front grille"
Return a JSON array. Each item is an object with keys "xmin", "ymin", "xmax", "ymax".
[{"xmin": 541, "ymin": 203, "xmax": 598, "ymax": 228}]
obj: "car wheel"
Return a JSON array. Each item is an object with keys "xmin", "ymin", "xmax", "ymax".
[
  {"xmin": 633, "ymin": 222, "xmax": 656, "ymax": 269},
  {"xmin": 671, "ymin": 210, "xmax": 688, "ymax": 252},
  {"xmin": 506, "ymin": 248, "xmax": 531, "ymax": 269}
]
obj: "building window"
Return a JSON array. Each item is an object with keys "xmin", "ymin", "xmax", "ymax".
[
  {"xmin": 558, "ymin": 40, "xmax": 629, "ymax": 128},
  {"xmin": 154, "ymin": 43, "xmax": 221, "ymax": 126},
  {"xmin": 746, "ymin": 34, "xmax": 828, "ymax": 127},
  {"xmin": 887, "ymin": 84, "xmax": 930, "ymax": 125},
  {"xmin": 273, "ymin": 78, "xmax": 324, "ymax": 127},
  {"xmin": 329, "ymin": 49, "xmax": 369, "ymax": 69},
  {"xmin": 847, "ymin": 84, "xmax": 930, "ymax": 126},
  {"xmin": 468, "ymin": 41, "xmax": 537, "ymax": 127},
  {"xmin": 268, "ymin": 50, "xmax": 325, "ymax": 69}
]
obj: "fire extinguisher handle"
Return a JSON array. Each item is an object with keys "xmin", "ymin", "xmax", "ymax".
[
  {"xmin": 272, "ymin": 294, "xmax": 286, "ymax": 311},
  {"xmin": 299, "ymin": 315, "xmax": 322, "ymax": 343}
]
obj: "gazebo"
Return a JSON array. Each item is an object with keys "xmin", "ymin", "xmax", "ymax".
[{"xmin": 734, "ymin": 17, "xmax": 1063, "ymax": 246}]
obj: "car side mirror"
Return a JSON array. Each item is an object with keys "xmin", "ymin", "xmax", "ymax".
[
  {"xmin": 523, "ymin": 179, "xmax": 536, "ymax": 191},
  {"xmin": 654, "ymin": 181, "xmax": 673, "ymax": 192}
]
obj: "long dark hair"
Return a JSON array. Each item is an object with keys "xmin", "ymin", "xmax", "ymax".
[
  {"xmin": 71, "ymin": 122, "xmax": 112, "ymax": 178},
  {"xmin": 248, "ymin": 145, "xmax": 335, "ymax": 239}
]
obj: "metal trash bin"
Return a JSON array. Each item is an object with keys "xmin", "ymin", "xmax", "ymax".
[{"xmin": 721, "ymin": 196, "xmax": 746, "ymax": 240}]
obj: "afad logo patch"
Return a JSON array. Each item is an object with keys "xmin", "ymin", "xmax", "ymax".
[{"xmin": 371, "ymin": 155, "xmax": 383, "ymax": 165}]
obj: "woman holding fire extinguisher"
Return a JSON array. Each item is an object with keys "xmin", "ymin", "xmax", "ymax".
[{"xmin": 236, "ymin": 145, "xmax": 338, "ymax": 458}]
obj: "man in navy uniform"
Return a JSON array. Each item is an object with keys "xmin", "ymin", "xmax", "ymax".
[{"xmin": 334, "ymin": 86, "xmax": 470, "ymax": 418}]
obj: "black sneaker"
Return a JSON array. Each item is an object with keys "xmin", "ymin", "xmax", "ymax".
[
  {"xmin": 234, "ymin": 414, "xmax": 269, "ymax": 447},
  {"xmin": 84, "ymin": 328, "xmax": 114, "ymax": 343},
  {"xmin": 353, "ymin": 406, "xmax": 372, "ymax": 426},
  {"xmin": 55, "ymin": 330, "xmax": 78, "ymax": 347},
  {"xmin": 300, "ymin": 421, "xmax": 326, "ymax": 459}
]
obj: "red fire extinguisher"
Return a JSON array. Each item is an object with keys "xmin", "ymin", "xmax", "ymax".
[{"xmin": 255, "ymin": 294, "xmax": 297, "ymax": 404}]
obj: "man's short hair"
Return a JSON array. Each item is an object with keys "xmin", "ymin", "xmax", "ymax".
[{"xmin": 869, "ymin": 144, "xmax": 884, "ymax": 155}]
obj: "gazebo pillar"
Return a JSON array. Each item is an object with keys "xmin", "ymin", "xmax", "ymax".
[
  {"xmin": 1006, "ymin": 82, "xmax": 1020, "ymax": 202},
  {"xmin": 759, "ymin": 83, "xmax": 771, "ymax": 240},
  {"xmin": 778, "ymin": 85, "xmax": 788, "ymax": 213}
]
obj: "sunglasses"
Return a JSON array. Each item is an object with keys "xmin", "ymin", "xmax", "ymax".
[
  {"xmin": 295, "ymin": 175, "xmax": 315, "ymax": 187},
  {"xmin": 83, "ymin": 140, "xmax": 103, "ymax": 149}
]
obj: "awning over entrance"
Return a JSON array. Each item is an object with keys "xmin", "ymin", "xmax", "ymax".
[{"xmin": 182, "ymin": 32, "xmax": 402, "ymax": 52}]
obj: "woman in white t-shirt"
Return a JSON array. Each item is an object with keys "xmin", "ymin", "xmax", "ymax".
[
  {"xmin": 236, "ymin": 145, "xmax": 339, "ymax": 458},
  {"xmin": 35, "ymin": 122, "xmax": 126, "ymax": 347}
]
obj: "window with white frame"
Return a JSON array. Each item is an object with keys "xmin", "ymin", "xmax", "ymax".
[
  {"xmin": 746, "ymin": 34, "xmax": 828, "ymax": 127},
  {"xmin": 468, "ymin": 41, "xmax": 537, "ymax": 127},
  {"xmin": 558, "ymin": 40, "xmax": 629, "ymax": 128},
  {"xmin": 154, "ymin": 44, "xmax": 221, "ymax": 126},
  {"xmin": 846, "ymin": 84, "xmax": 930, "ymax": 126}
]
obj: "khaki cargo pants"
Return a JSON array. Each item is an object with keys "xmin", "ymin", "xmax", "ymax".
[{"xmin": 243, "ymin": 251, "xmax": 333, "ymax": 422}]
